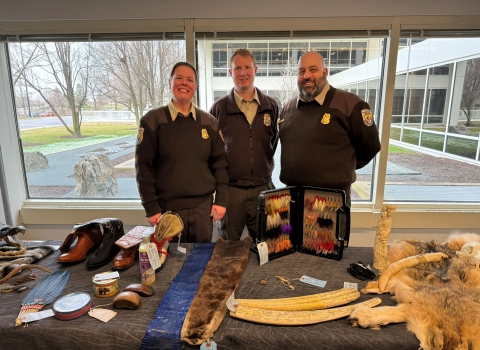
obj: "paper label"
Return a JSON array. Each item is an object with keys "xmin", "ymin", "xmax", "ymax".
[
  {"xmin": 21, "ymin": 309, "xmax": 54, "ymax": 323},
  {"xmin": 93, "ymin": 271, "xmax": 120, "ymax": 281},
  {"xmin": 226, "ymin": 290, "xmax": 239, "ymax": 312},
  {"xmin": 344, "ymin": 282, "xmax": 358, "ymax": 290},
  {"xmin": 146, "ymin": 243, "xmax": 161, "ymax": 270},
  {"xmin": 200, "ymin": 341, "xmax": 217, "ymax": 350},
  {"xmin": 88, "ymin": 308, "xmax": 117, "ymax": 322},
  {"xmin": 299, "ymin": 275, "xmax": 326, "ymax": 288},
  {"xmin": 257, "ymin": 242, "xmax": 269, "ymax": 266},
  {"xmin": 177, "ymin": 234, "xmax": 186, "ymax": 254}
]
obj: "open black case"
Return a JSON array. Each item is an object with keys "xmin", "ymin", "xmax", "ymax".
[{"xmin": 253, "ymin": 186, "xmax": 350, "ymax": 261}]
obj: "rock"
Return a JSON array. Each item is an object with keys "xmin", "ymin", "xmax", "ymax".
[
  {"xmin": 24, "ymin": 152, "xmax": 49, "ymax": 172},
  {"xmin": 73, "ymin": 154, "xmax": 118, "ymax": 197},
  {"xmin": 448, "ymin": 125, "xmax": 475, "ymax": 136}
]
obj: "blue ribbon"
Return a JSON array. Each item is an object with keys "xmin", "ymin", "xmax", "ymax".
[{"xmin": 141, "ymin": 243, "xmax": 215, "ymax": 350}]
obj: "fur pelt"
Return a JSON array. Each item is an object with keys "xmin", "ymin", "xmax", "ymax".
[
  {"xmin": 0, "ymin": 245, "xmax": 56, "ymax": 279},
  {"xmin": 348, "ymin": 232, "xmax": 480, "ymax": 350},
  {"xmin": 181, "ymin": 236, "xmax": 252, "ymax": 345}
]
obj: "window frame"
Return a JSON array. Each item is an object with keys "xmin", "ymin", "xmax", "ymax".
[{"xmin": 1, "ymin": 16, "xmax": 480, "ymax": 235}]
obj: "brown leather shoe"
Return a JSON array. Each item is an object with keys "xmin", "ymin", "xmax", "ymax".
[
  {"xmin": 112, "ymin": 244, "xmax": 138, "ymax": 270},
  {"xmin": 58, "ymin": 224, "xmax": 103, "ymax": 264},
  {"xmin": 58, "ymin": 232, "xmax": 97, "ymax": 263}
]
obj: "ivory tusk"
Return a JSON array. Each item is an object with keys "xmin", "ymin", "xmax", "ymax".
[
  {"xmin": 236, "ymin": 288, "xmax": 360, "ymax": 311},
  {"xmin": 230, "ymin": 298, "xmax": 382, "ymax": 326}
]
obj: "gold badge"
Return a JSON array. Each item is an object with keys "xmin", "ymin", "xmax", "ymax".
[
  {"xmin": 321, "ymin": 113, "xmax": 330, "ymax": 125},
  {"xmin": 202, "ymin": 129, "xmax": 209, "ymax": 139},
  {"xmin": 136, "ymin": 127, "xmax": 144, "ymax": 145},
  {"xmin": 264, "ymin": 114, "xmax": 272, "ymax": 126},
  {"xmin": 219, "ymin": 130, "xmax": 224, "ymax": 142},
  {"xmin": 362, "ymin": 109, "xmax": 373, "ymax": 126}
]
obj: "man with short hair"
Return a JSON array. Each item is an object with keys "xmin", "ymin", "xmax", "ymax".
[
  {"xmin": 279, "ymin": 51, "xmax": 381, "ymax": 205},
  {"xmin": 210, "ymin": 48, "xmax": 279, "ymax": 241}
]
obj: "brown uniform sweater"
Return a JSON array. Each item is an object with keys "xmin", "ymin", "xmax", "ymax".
[
  {"xmin": 279, "ymin": 87, "xmax": 381, "ymax": 197},
  {"xmin": 209, "ymin": 88, "xmax": 279, "ymax": 187},
  {"xmin": 135, "ymin": 106, "xmax": 228, "ymax": 217}
]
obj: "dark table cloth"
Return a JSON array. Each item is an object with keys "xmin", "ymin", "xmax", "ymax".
[{"xmin": 0, "ymin": 241, "xmax": 419, "ymax": 349}]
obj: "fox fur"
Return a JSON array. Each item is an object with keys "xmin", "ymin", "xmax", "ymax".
[{"xmin": 348, "ymin": 232, "xmax": 480, "ymax": 350}]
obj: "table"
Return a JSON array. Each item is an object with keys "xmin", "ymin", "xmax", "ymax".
[{"xmin": 0, "ymin": 241, "xmax": 419, "ymax": 349}]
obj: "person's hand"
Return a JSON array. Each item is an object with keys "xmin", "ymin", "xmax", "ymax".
[
  {"xmin": 210, "ymin": 205, "xmax": 226, "ymax": 222},
  {"xmin": 147, "ymin": 213, "xmax": 162, "ymax": 227}
]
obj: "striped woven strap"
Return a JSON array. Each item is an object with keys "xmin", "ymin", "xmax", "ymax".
[{"xmin": 140, "ymin": 243, "xmax": 214, "ymax": 350}]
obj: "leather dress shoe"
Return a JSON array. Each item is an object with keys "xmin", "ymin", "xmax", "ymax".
[
  {"xmin": 112, "ymin": 244, "xmax": 138, "ymax": 270},
  {"xmin": 86, "ymin": 218, "xmax": 125, "ymax": 269},
  {"xmin": 58, "ymin": 224, "xmax": 103, "ymax": 264}
]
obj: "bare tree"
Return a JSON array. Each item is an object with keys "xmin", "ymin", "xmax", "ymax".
[
  {"xmin": 94, "ymin": 41, "xmax": 146, "ymax": 125},
  {"xmin": 460, "ymin": 57, "xmax": 480, "ymax": 127},
  {"xmin": 10, "ymin": 42, "xmax": 90, "ymax": 136},
  {"xmin": 93, "ymin": 40, "xmax": 184, "ymax": 125},
  {"xmin": 275, "ymin": 56, "xmax": 298, "ymax": 107}
]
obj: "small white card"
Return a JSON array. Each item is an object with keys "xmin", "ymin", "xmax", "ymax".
[
  {"xmin": 344, "ymin": 282, "xmax": 358, "ymax": 290},
  {"xmin": 93, "ymin": 271, "xmax": 120, "ymax": 281},
  {"xmin": 21, "ymin": 309, "xmax": 54, "ymax": 323},
  {"xmin": 257, "ymin": 242, "xmax": 269, "ymax": 266},
  {"xmin": 146, "ymin": 243, "xmax": 161, "ymax": 270},
  {"xmin": 226, "ymin": 290, "xmax": 239, "ymax": 312},
  {"xmin": 299, "ymin": 275, "xmax": 327, "ymax": 288},
  {"xmin": 177, "ymin": 234, "xmax": 186, "ymax": 254},
  {"xmin": 200, "ymin": 341, "xmax": 217, "ymax": 350}
]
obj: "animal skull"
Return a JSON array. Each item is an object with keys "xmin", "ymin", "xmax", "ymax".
[{"xmin": 456, "ymin": 242, "xmax": 480, "ymax": 269}]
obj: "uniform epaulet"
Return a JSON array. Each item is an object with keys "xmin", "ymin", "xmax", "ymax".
[
  {"xmin": 283, "ymin": 98, "xmax": 297, "ymax": 112},
  {"xmin": 199, "ymin": 108, "xmax": 219, "ymax": 132},
  {"xmin": 142, "ymin": 106, "xmax": 168, "ymax": 130}
]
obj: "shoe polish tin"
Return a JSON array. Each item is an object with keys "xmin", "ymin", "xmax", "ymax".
[
  {"xmin": 53, "ymin": 292, "xmax": 91, "ymax": 320},
  {"xmin": 92, "ymin": 271, "xmax": 120, "ymax": 298}
]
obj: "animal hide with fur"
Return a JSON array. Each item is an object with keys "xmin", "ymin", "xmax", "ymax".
[
  {"xmin": 181, "ymin": 237, "xmax": 252, "ymax": 345},
  {"xmin": 348, "ymin": 232, "xmax": 480, "ymax": 350},
  {"xmin": 0, "ymin": 245, "xmax": 57, "ymax": 279}
]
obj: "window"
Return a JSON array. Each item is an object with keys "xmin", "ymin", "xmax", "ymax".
[
  {"xmin": 198, "ymin": 36, "xmax": 387, "ymax": 202},
  {"xmin": 9, "ymin": 38, "xmax": 186, "ymax": 199},
  {"xmin": 386, "ymin": 37, "xmax": 480, "ymax": 203},
  {"xmin": 248, "ymin": 43, "xmax": 268, "ymax": 76},
  {"xmin": 268, "ymin": 43, "xmax": 289, "ymax": 76},
  {"xmin": 330, "ymin": 42, "xmax": 351, "ymax": 66}
]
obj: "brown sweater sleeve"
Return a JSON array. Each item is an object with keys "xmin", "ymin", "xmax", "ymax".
[
  {"xmin": 200, "ymin": 111, "xmax": 229, "ymax": 208},
  {"xmin": 135, "ymin": 114, "xmax": 162, "ymax": 217}
]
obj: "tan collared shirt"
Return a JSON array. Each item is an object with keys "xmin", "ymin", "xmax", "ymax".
[
  {"xmin": 234, "ymin": 89, "xmax": 260, "ymax": 125},
  {"xmin": 168, "ymin": 99, "xmax": 196, "ymax": 121},
  {"xmin": 296, "ymin": 82, "xmax": 331, "ymax": 107}
]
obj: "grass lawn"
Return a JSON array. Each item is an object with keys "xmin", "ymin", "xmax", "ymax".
[{"xmin": 21, "ymin": 122, "xmax": 138, "ymax": 155}]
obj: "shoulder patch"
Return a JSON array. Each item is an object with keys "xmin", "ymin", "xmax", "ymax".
[
  {"xmin": 361, "ymin": 109, "xmax": 374, "ymax": 126},
  {"xmin": 136, "ymin": 127, "xmax": 144, "ymax": 145}
]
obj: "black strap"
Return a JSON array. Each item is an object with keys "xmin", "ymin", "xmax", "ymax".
[{"xmin": 347, "ymin": 261, "xmax": 376, "ymax": 281}]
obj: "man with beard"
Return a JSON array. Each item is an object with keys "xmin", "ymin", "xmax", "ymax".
[{"xmin": 279, "ymin": 51, "xmax": 380, "ymax": 205}]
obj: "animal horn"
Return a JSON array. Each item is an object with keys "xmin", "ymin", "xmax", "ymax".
[{"xmin": 378, "ymin": 252, "xmax": 449, "ymax": 293}]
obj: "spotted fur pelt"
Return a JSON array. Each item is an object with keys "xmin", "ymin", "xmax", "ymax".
[
  {"xmin": 348, "ymin": 232, "xmax": 480, "ymax": 350},
  {"xmin": 181, "ymin": 237, "xmax": 252, "ymax": 345}
]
